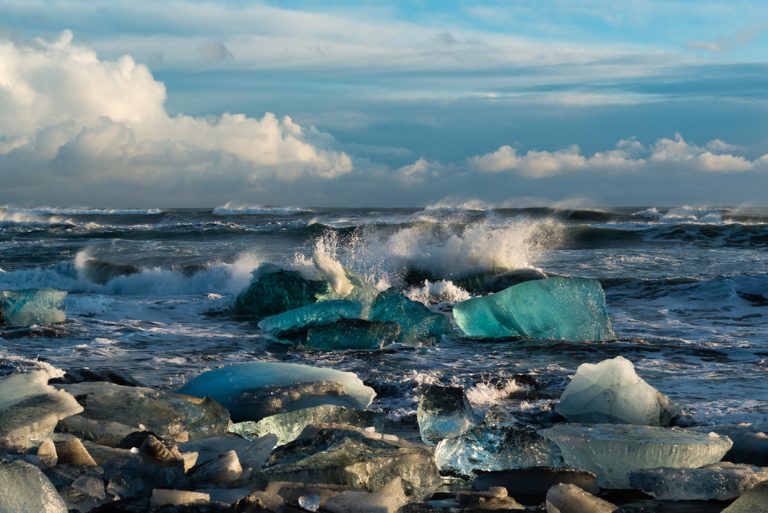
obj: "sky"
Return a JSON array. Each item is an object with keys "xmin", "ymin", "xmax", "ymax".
[{"xmin": 1, "ymin": 0, "xmax": 768, "ymax": 207}]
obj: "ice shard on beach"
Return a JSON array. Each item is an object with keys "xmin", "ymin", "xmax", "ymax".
[
  {"xmin": 555, "ymin": 356, "xmax": 678, "ymax": 426},
  {"xmin": 178, "ymin": 362, "xmax": 376, "ymax": 422},
  {"xmin": 452, "ymin": 277, "xmax": 615, "ymax": 341},
  {"xmin": 305, "ymin": 319, "xmax": 400, "ymax": 350},
  {"xmin": 417, "ymin": 385, "xmax": 477, "ymax": 445},
  {"xmin": 0, "ymin": 288, "xmax": 67, "ymax": 326},
  {"xmin": 0, "ymin": 460, "xmax": 68, "ymax": 513},
  {"xmin": 258, "ymin": 300, "xmax": 363, "ymax": 340},
  {"xmin": 369, "ymin": 289, "xmax": 451, "ymax": 345},
  {"xmin": 542, "ymin": 424, "xmax": 733, "ymax": 488},
  {"xmin": 235, "ymin": 266, "xmax": 329, "ymax": 317}
]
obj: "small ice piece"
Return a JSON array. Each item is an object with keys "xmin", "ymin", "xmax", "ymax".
[
  {"xmin": 258, "ymin": 300, "xmax": 363, "ymax": 339},
  {"xmin": 721, "ymin": 480, "xmax": 768, "ymax": 513},
  {"xmin": 298, "ymin": 493, "xmax": 321, "ymax": 512},
  {"xmin": 542, "ymin": 424, "xmax": 733, "ymax": 489},
  {"xmin": 0, "ymin": 460, "xmax": 68, "ymax": 512},
  {"xmin": 369, "ymin": 289, "xmax": 451, "ymax": 345},
  {"xmin": 628, "ymin": 462, "xmax": 768, "ymax": 501},
  {"xmin": 453, "ymin": 277, "xmax": 615, "ymax": 341},
  {"xmin": 178, "ymin": 362, "xmax": 376, "ymax": 422},
  {"xmin": 0, "ymin": 288, "xmax": 67, "ymax": 326},
  {"xmin": 555, "ymin": 356, "xmax": 678, "ymax": 426},
  {"xmin": 435, "ymin": 424, "xmax": 563, "ymax": 476},
  {"xmin": 545, "ymin": 483, "xmax": 617, "ymax": 513},
  {"xmin": 235, "ymin": 266, "xmax": 329, "ymax": 317},
  {"xmin": 417, "ymin": 385, "xmax": 477, "ymax": 445},
  {"xmin": 305, "ymin": 319, "xmax": 400, "ymax": 351}
]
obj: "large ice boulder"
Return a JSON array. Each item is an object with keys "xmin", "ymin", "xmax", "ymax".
[
  {"xmin": 235, "ymin": 266, "xmax": 329, "ymax": 317},
  {"xmin": 0, "ymin": 460, "xmax": 68, "ymax": 513},
  {"xmin": 453, "ymin": 277, "xmax": 615, "ymax": 341},
  {"xmin": 369, "ymin": 289, "xmax": 452, "ymax": 345},
  {"xmin": 555, "ymin": 356, "xmax": 678, "ymax": 426},
  {"xmin": 0, "ymin": 371, "xmax": 83, "ymax": 449},
  {"xmin": 0, "ymin": 288, "xmax": 67, "ymax": 326},
  {"xmin": 258, "ymin": 300, "xmax": 363, "ymax": 340},
  {"xmin": 417, "ymin": 385, "xmax": 477, "ymax": 445},
  {"xmin": 629, "ymin": 462, "xmax": 768, "ymax": 501},
  {"xmin": 178, "ymin": 362, "xmax": 376, "ymax": 422},
  {"xmin": 304, "ymin": 319, "xmax": 400, "ymax": 351},
  {"xmin": 542, "ymin": 424, "xmax": 733, "ymax": 488}
]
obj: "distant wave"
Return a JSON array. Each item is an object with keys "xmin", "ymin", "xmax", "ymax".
[
  {"xmin": 0, "ymin": 206, "xmax": 163, "ymax": 215},
  {"xmin": 213, "ymin": 202, "xmax": 314, "ymax": 216}
]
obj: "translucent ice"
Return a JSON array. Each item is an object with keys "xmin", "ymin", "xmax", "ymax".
[
  {"xmin": 0, "ymin": 460, "xmax": 67, "ymax": 513},
  {"xmin": 0, "ymin": 288, "xmax": 67, "ymax": 326},
  {"xmin": 178, "ymin": 362, "xmax": 376, "ymax": 422},
  {"xmin": 542, "ymin": 424, "xmax": 733, "ymax": 488},
  {"xmin": 369, "ymin": 289, "xmax": 451, "ymax": 345},
  {"xmin": 453, "ymin": 277, "xmax": 615, "ymax": 341},
  {"xmin": 435, "ymin": 424, "xmax": 563, "ymax": 476},
  {"xmin": 721, "ymin": 480, "xmax": 768, "ymax": 513},
  {"xmin": 555, "ymin": 356, "xmax": 678, "ymax": 426},
  {"xmin": 304, "ymin": 319, "xmax": 400, "ymax": 351},
  {"xmin": 235, "ymin": 266, "xmax": 329, "ymax": 317},
  {"xmin": 545, "ymin": 483, "xmax": 617, "ymax": 513},
  {"xmin": 258, "ymin": 300, "xmax": 363, "ymax": 339},
  {"xmin": 417, "ymin": 385, "xmax": 477, "ymax": 445}
]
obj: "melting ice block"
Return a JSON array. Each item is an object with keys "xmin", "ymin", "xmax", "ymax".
[
  {"xmin": 453, "ymin": 277, "xmax": 615, "ymax": 341},
  {"xmin": 435, "ymin": 424, "xmax": 563, "ymax": 476},
  {"xmin": 178, "ymin": 362, "xmax": 376, "ymax": 422},
  {"xmin": 542, "ymin": 424, "xmax": 733, "ymax": 488},
  {"xmin": 305, "ymin": 319, "xmax": 400, "ymax": 350},
  {"xmin": 0, "ymin": 460, "xmax": 68, "ymax": 513},
  {"xmin": 258, "ymin": 300, "xmax": 363, "ymax": 339},
  {"xmin": 235, "ymin": 266, "xmax": 329, "ymax": 317},
  {"xmin": 369, "ymin": 289, "xmax": 451, "ymax": 345},
  {"xmin": 417, "ymin": 385, "xmax": 477, "ymax": 445},
  {"xmin": 555, "ymin": 356, "xmax": 677, "ymax": 426},
  {"xmin": 0, "ymin": 288, "xmax": 67, "ymax": 326},
  {"xmin": 629, "ymin": 462, "xmax": 768, "ymax": 501},
  {"xmin": 545, "ymin": 483, "xmax": 617, "ymax": 513}
]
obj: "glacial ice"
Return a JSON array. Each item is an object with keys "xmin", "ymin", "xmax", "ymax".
[
  {"xmin": 555, "ymin": 356, "xmax": 678, "ymax": 426},
  {"xmin": 178, "ymin": 362, "xmax": 376, "ymax": 422},
  {"xmin": 0, "ymin": 288, "xmax": 67, "ymax": 326},
  {"xmin": 258, "ymin": 300, "xmax": 363, "ymax": 339},
  {"xmin": 235, "ymin": 266, "xmax": 329, "ymax": 317},
  {"xmin": 721, "ymin": 480, "xmax": 768, "ymax": 513},
  {"xmin": 232, "ymin": 404, "xmax": 384, "ymax": 445},
  {"xmin": 435, "ymin": 424, "xmax": 563, "ymax": 476},
  {"xmin": 545, "ymin": 483, "xmax": 617, "ymax": 513},
  {"xmin": 369, "ymin": 289, "xmax": 452, "ymax": 345},
  {"xmin": 542, "ymin": 424, "xmax": 733, "ymax": 488},
  {"xmin": 305, "ymin": 319, "xmax": 400, "ymax": 350},
  {"xmin": 0, "ymin": 371, "xmax": 83, "ymax": 448},
  {"xmin": 453, "ymin": 277, "xmax": 615, "ymax": 341},
  {"xmin": 417, "ymin": 385, "xmax": 477, "ymax": 445},
  {"xmin": 628, "ymin": 462, "xmax": 768, "ymax": 501},
  {"xmin": 0, "ymin": 460, "xmax": 68, "ymax": 513}
]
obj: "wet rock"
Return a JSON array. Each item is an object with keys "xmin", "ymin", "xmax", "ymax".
[
  {"xmin": 139, "ymin": 434, "xmax": 184, "ymax": 467},
  {"xmin": 545, "ymin": 483, "xmax": 617, "ymax": 513},
  {"xmin": 556, "ymin": 356, "xmax": 678, "ymax": 426},
  {"xmin": 58, "ymin": 381, "xmax": 230, "ymax": 445},
  {"xmin": 150, "ymin": 489, "xmax": 211, "ymax": 507},
  {"xmin": 0, "ymin": 459, "xmax": 68, "ymax": 512},
  {"xmin": 50, "ymin": 368, "xmax": 144, "ymax": 387},
  {"xmin": 721, "ymin": 480, "xmax": 768, "ymax": 512},
  {"xmin": 369, "ymin": 289, "xmax": 452, "ymax": 346},
  {"xmin": 417, "ymin": 385, "xmax": 477, "ymax": 445},
  {"xmin": 231, "ymin": 404, "xmax": 383, "ymax": 445},
  {"xmin": 304, "ymin": 318, "xmax": 400, "ymax": 350},
  {"xmin": 179, "ymin": 434, "xmax": 276, "ymax": 470},
  {"xmin": 628, "ymin": 462, "xmax": 768, "ymax": 500},
  {"xmin": 265, "ymin": 425, "xmax": 442, "ymax": 499},
  {"xmin": 457, "ymin": 487, "xmax": 525, "ymax": 511},
  {"xmin": 177, "ymin": 362, "xmax": 375, "ymax": 423},
  {"xmin": 55, "ymin": 437, "xmax": 98, "ymax": 466},
  {"xmin": 234, "ymin": 267, "xmax": 329, "ymax": 318},
  {"xmin": 472, "ymin": 467, "xmax": 600, "ymax": 497}
]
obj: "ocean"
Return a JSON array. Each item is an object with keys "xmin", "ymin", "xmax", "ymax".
[{"xmin": 1, "ymin": 204, "xmax": 766, "ymax": 432}]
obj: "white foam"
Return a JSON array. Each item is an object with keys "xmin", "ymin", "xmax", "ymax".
[
  {"xmin": 405, "ymin": 280, "xmax": 470, "ymax": 305},
  {"xmin": 213, "ymin": 202, "xmax": 312, "ymax": 215},
  {"xmin": 466, "ymin": 380, "xmax": 527, "ymax": 406}
]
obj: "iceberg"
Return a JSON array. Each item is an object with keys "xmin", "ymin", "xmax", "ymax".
[
  {"xmin": 435, "ymin": 424, "xmax": 563, "ymax": 476},
  {"xmin": 555, "ymin": 356, "xmax": 678, "ymax": 426},
  {"xmin": 0, "ymin": 460, "xmax": 68, "ymax": 513},
  {"xmin": 232, "ymin": 405, "xmax": 384, "ymax": 445},
  {"xmin": 369, "ymin": 289, "xmax": 452, "ymax": 345},
  {"xmin": 258, "ymin": 300, "xmax": 363, "ymax": 340},
  {"xmin": 235, "ymin": 267, "xmax": 329, "ymax": 317},
  {"xmin": 542, "ymin": 424, "xmax": 733, "ymax": 488},
  {"xmin": 453, "ymin": 277, "xmax": 615, "ymax": 341},
  {"xmin": 628, "ymin": 462, "xmax": 768, "ymax": 501},
  {"xmin": 417, "ymin": 385, "xmax": 477, "ymax": 445},
  {"xmin": 178, "ymin": 362, "xmax": 376, "ymax": 422},
  {"xmin": 305, "ymin": 319, "xmax": 400, "ymax": 351},
  {"xmin": 0, "ymin": 288, "xmax": 67, "ymax": 326}
]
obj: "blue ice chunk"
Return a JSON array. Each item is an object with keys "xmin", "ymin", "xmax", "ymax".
[
  {"xmin": 0, "ymin": 288, "xmax": 67, "ymax": 326},
  {"xmin": 235, "ymin": 265, "xmax": 329, "ymax": 318},
  {"xmin": 452, "ymin": 277, "xmax": 615, "ymax": 341},
  {"xmin": 417, "ymin": 385, "xmax": 477, "ymax": 445},
  {"xmin": 178, "ymin": 362, "xmax": 376, "ymax": 422},
  {"xmin": 257, "ymin": 300, "xmax": 363, "ymax": 339},
  {"xmin": 369, "ymin": 289, "xmax": 451, "ymax": 345},
  {"xmin": 305, "ymin": 319, "xmax": 400, "ymax": 351}
]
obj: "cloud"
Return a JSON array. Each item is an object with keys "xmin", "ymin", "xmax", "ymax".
[
  {"xmin": 0, "ymin": 31, "xmax": 352, "ymax": 199},
  {"xmin": 196, "ymin": 40, "xmax": 233, "ymax": 62}
]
